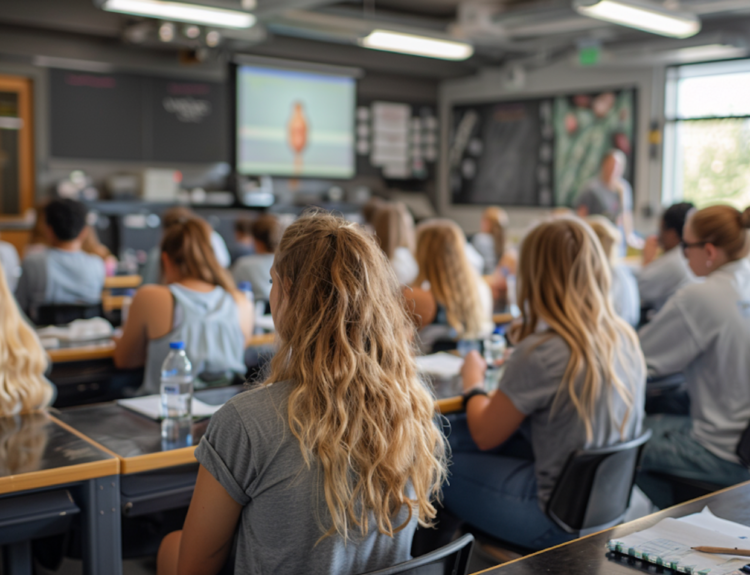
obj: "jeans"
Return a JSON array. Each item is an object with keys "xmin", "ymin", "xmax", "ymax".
[
  {"xmin": 441, "ymin": 414, "xmax": 575, "ymax": 551},
  {"xmin": 637, "ymin": 414, "xmax": 750, "ymax": 509}
]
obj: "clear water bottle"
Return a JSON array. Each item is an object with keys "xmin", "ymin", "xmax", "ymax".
[
  {"xmin": 484, "ymin": 326, "xmax": 507, "ymax": 369},
  {"xmin": 160, "ymin": 341, "xmax": 193, "ymax": 446},
  {"xmin": 120, "ymin": 288, "xmax": 136, "ymax": 327},
  {"xmin": 238, "ymin": 281, "xmax": 254, "ymax": 309}
]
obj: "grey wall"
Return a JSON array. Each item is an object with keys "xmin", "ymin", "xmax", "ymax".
[{"xmin": 438, "ymin": 61, "xmax": 667, "ymax": 236}]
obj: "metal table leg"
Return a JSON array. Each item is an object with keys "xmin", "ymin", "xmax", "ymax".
[
  {"xmin": 81, "ymin": 475, "xmax": 122, "ymax": 575},
  {"xmin": 2, "ymin": 541, "xmax": 31, "ymax": 575}
]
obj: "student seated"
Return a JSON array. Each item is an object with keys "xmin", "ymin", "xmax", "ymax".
[
  {"xmin": 404, "ymin": 219, "xmax": 493, "ymax": 351},
  {"xmin": 441, "ymin": 218, "xmax": 645, "ymax": 550},
  {"xmin": 156, "ymin": 211, "xmax": 447, "ymax": 575},
  {"xmin": 229, "ymin": 217, "xmax": 255, "ymax": 264},
  {"xmin": 82, "ymin": 225, "xmax": 118, "ymax": 276},
  {"xmin": 231, "ymin": 214, "xmax": 281, "ymax": 303},
  {"xmin": 588, "ymin": 216, "xmax": 640, "ymax": 328},
  {"xmin": 15, "ymin": 199, "xmax": 105, "ymax": 323},
  {"xmin": 0, "ymin": 235, "xmax": 20, "ymax": 293},
  {"xmin": 142, "ymin": 207, "xmax": 231, "ymax": 285},
  {"xmin": 471, "ymin": 206, "xmax": 517, "ymax": 276},
  {"xmin": 637, "ymin": 205, "xmax": 750, "ymax": 509},
  {"xmin": 114, "ymin": 218, "xmax": 253, "ymax": 394},
  {"xmin": 638, "ymin": 202, "xmax": 696, "ymax": 313},
  {"xmin": 0, "ymin": 263, "xmax": 55, "ymax": 416},
  {"xmin": 372, "ymin": 201, "xmax": 418, "ymax": 285}
]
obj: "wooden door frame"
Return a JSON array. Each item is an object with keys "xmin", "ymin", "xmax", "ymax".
[{"xmin": 0, "ymin": 75, "xmax": 34, "ymax": 218}]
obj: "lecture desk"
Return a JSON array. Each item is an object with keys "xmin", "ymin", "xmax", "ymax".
[
  {"xmin": 0, "ymin": 411, "xmax": 121, "ymax": 575},
  {"xmin": 475, "ymin": 480, "xmax": 750, "ymax": 575}
]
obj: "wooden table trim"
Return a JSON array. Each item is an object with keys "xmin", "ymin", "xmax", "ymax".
[
  {"xmin": 103, "ymin": 275, "xmax": 142, "ymax": 290},
  {"xmin": 47, "ymin": 341, "xmax": 116, "ymax": 363},
  {"xmin": 120, "ymin": 447, "xmax": 198, "ymax": 474},
  {"xmin": 473, "ymin": 478, "xmax": 750, "ymax": 574},
  {"xmin": 0, "ymin": 459, "xmax": 119, "ymax": 495},
  {"xmin": 492, "ymin": 313, "xmax": 514, "ymax": 325}
]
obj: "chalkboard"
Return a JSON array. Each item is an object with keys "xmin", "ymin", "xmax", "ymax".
[{"xmin": 50, "ymin": 69, "xmax": 228, "ymax": 163}]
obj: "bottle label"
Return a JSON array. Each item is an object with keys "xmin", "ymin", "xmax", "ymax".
[{"xmin": 162, "ymin": 384, "xmax": 180, "ymax": 395}]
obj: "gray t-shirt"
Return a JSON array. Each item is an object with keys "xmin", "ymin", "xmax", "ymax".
[
  {"xmin": 195, "ymin": 380, "xmax": 417, "ymax": 575},
  {"xmin": 15, "ymin": 248, "xmax": 105, "ymax": 320},
  {"xmin": 231, "ymin": 253, "xmax": 274, "ymax": 302},
  {"xmin": 0, "ymin": 241, "xmax": 20, "ymax": 293},
  {"xmin": 575, "ymin": 178, "xmax": 632, "ymax": 225},
  {"xmin": 611, "ymin": 264, "xmax": 640, "ymax": 328},
  {"xmin": 498, "ymin": 331, "xmax": 645, "ymax": 506},
  {"xmin": 639, "ymin": 258, "xmax": 750, "ymax": 463},
  {"xmin": 637, "ymin": 246, "xmax": 696, "ymax": 312}
]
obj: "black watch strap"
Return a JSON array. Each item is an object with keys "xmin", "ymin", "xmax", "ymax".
[{"xmin": 462, "ymin": 388, "xmax": 488, "ymax": 410}]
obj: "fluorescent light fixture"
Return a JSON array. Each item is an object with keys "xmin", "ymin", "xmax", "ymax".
[
  {"xmin": 360, "ymin": 30, "xmax": 473, "ymax": 61},
  {"xmin": 574, "ymin": 0, "xmax": 700, "ymax": 38},
  {"xmin": 102, "ymin": 0, "xmax": 255, "ymax": 29}
]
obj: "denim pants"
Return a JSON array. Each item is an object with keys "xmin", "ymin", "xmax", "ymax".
[
  {"xmin": 637, "ymin": 414, "xmax": 750, "ymax": 509},
  {"xmin": 441, "ymin": 414, "xmax": 575, "ymax": 551}
]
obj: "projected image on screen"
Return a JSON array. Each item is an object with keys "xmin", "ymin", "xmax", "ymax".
[{"xmin": 236, "ymin": 65, "xmax": 355, "ymax": 178}]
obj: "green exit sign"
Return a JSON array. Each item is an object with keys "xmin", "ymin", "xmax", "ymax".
[{"xmin": 579, "ymin": 45, "xmax": 601, "ymax": 66}]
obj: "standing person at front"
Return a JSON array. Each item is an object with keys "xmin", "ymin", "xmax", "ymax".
[
  {"xmin": 156, "ymin": 211, "xmax": 447, "ymax": 575},
  {"xmin": 443, "ymin": 218, "xmax": 645, "ymax": 550},
  {"xmin": 637, "ymin": 205, "xmax": 750, "ymax": 509}
]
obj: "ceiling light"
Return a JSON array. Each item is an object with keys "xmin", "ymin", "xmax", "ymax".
[
  {"xmin": 159, "ymin": 21, "xmax": 175, "ymax": 42},
  {"xmin": 574, "ymin": 0, "xmax": 700, "ymax": 38},
  {"xmin": 102, "ymin": 0, "xmax": 255, "ymax": 29},
  {"xmin": 184, "ymin": 24, "xmax": 200, "ymax": 38},
  {"xmin": 360, "ymin": 30, "xmax": 474, "ymax": 61},
  {"xmin": 205, "ymin": 30, "xmax": 221, "ymax": 47}
]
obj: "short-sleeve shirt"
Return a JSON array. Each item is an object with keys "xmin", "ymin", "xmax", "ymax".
[
  {"xmin": 637, "ymin": 246, "xmax": 696, "ymax": 312},
  {"xmin": 231, "ymin": 253, "xmax": 274, "ymax": 301},
  {"xmin": 194, "ymin": 380, "xmax": 417, "ymax": 575},
  {"xmin": 0, "ymin": 241, "xmax": 20, "ymax": 293},
  {"xmin": 498, "ymin": 331, "xmax": 645, "ymax": 506}
]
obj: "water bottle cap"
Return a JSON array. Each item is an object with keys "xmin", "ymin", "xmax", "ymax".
[
  {"xmin": 493, "ymin": 326, "xmax": 506, "ymax": 335},
  {"xmin": 169, "ymin": 341, "xmax": 185, "ymax": 350},
  {"xmin": 126, "ymin": 289, "xmax": 136, "ymax": 296},
  {"xmin": 238, "ymin": 281, "xmax": 252, "ymax": 291}
]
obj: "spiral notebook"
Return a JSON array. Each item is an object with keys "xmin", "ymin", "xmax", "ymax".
[{"xmin": 608, "ymin": 507, "xmax": 750, "ymax": 574}]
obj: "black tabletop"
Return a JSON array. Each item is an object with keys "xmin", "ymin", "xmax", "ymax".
[
  {"xmin": 482, "ymin": 482, "xmax": 750, "ymax": 574},
  {"xmin": 55, "ymin": 386, "xmax": 244, "ymax": 459}
]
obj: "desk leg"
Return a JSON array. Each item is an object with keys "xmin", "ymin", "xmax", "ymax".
[
  {"xmin": 2, "ymin": 541, "xmax": 31, "ymax": 575},
  {"xmin": 81, "ymin": 475, "xmax": 122, "ymax": 575}
]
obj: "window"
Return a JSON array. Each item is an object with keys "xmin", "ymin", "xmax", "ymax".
[{"xmin": 663, "ymin": 60, "xmax": 750, "ymax": 210}]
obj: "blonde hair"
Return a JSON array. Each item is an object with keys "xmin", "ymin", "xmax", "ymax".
[
  {"xmin": 372, "ymin": 202, "xmax": 416, "ymax": 260},
  {"xmin": 0, "ymin": 264, "xmax": 53, "ymax": 416},
  {"xmin": 690, "ymin": 204, "xmax": 750, "ymax": 261},
  {"xmin": 160, "ymin": 219, "xmax": 237, "ymax": 295},
  {"xmin": 512, "ymin": 218, "xmax": 643, "ymax": 442},
  {"xmin": 268, "ymin": 210, "xmax": 447, "ymax": 541},
  {"xmin": 415, "ymin": 219, "xmax": 486, "ymax": 339},
  {"xmin": 483, "ymin": 206, "xmax": 509, "ymax": 263},
  {"xmin": 586, "ymin": 215, "xmax": 621, "ymax": 263}
]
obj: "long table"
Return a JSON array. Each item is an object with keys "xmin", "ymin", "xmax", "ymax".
[{"xmin": 476, "ymin": 481, "xmax": 750, "ymax": 575}]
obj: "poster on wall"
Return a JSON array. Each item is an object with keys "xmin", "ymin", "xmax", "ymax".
[{"xmin": 449, "ymin": 87, "xmax": 636, "ymax": 207}]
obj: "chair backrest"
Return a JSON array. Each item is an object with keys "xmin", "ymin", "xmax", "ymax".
[
  {"xmin": 361, "ymin": 533, "xmax": 474, "ymax": 575},
  {"xmin": 736, "ymin": 419, "xmax": 750, "ymax": 468},
  {"xmin": 36, "ymin": 303, "xmax": 103, "ymax": 326},
  {"xmin": 546, "ymin": 429, "xmax": 652, "ymax": 534}
]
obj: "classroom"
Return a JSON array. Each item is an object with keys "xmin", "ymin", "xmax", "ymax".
[{"xmin": 0, "ymin": 0, "xmax": 749, "ymax": 573}]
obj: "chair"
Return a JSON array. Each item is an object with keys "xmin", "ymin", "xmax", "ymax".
[
  {"xmin": 546, "ymin": 429, "xmax": 652, "ymax": 534},
  {"xmin": 362, "ymin": 533, "xmax": 474, "ymax": 575},
  {"xmin": 35, "ymin": 303, "xmax": 103, "ymax": 326}
]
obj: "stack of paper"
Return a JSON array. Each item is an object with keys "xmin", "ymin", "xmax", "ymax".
[
  {"xmin": 415, "ymin": 352, "xmax": 464, "ymax": 378},
  {"xmin": 118, "ymin": 395, "xmax": 223, "ymax": 420},
  {"xmin": 608, "ymin": 507, "xmax": 750, "ymax": 574}
]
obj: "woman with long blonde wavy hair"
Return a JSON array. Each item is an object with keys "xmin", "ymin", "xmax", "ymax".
[
  {"xmin": 0, "ymin": 263, "xmax": 54, "ymax": 416},
  {"xmin": 158, "ymin": 211, "xmax": 447, "ymax": 575},
  {"xmin": 437, "ymin": 217, "xmax": 645, "ymax": 551},
  {"xmin": 405, "ymin": 219, "xmax": 493, "ymax": 350}
]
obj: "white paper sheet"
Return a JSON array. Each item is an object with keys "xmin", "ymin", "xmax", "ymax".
[
  {"xmin": 415, "ymin": 352, "xmax": 464, "ymax": 378},
  {"xmin": 118, "ymin": 395, "xmax": 223, "ymax": 420}
]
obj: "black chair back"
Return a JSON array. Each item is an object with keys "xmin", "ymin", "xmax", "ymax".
[
  {"xmin": 35, "ymin": 303, "xmax": 103, "ymax": 326},
  {"xmin": 736, "ymin": 419, "xmax": 750, "ymax": 468},
  {"xmin": 546, "ymin": 429, "xmax": 652, "ymax": 534},
  {"xmin": 361, "ymin": 533, "xmax": 474, "ymax": 575}
]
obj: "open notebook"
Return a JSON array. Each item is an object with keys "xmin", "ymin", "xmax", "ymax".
[
  {"xmin": 118, "ymin": 395, "xmax": 223, "ymax": 420},
  {"xmin": 608, "ymin": 507, "xmax": 750, "ymax": 574}
]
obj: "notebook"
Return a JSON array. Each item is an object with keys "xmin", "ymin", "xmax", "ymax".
[
  {"xmin": 608, "ymin": 507, "xmax": 750, "ymax": 574},
  {"xmin": 118, "ymin": 395, "xmax": 223, "ymax": 421}
]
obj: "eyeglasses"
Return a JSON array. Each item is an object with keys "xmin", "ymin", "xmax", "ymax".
[{"xmin": 681, "ymin": 240, "xmax": 707, "ymax": 255}]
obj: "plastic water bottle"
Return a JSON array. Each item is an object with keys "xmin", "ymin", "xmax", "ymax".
[
  {"xmin": 484, "ymin": 326, "xmax": 507, "ymax": 369},
  {"xmin": 160, "ymin": 341, "xmax": 193, "ymax": 446},
  {"xmin": 120, "ymin": 289, "xmax": 136, "ymax": 326},
  {"xmin": 238, "ymin": 281, "xmax": 254, "ymax": 309}
]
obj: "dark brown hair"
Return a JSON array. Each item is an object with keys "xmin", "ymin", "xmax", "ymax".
[
  {"xmin": 690, "ymin": 205, "xmax": 750, "ymax": 261},
  {"xmin": 234, "ymin": 217, "xmax": 254, "ymax": 237},
  {"xmin": 251, "ymin": 214, "xmax": 282, "ymax": 253},
  {"xmin": 160, "ymin": 218, "xmax": 237, "ymax": 294}
]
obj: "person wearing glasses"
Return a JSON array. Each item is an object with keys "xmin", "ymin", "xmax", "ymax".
[{"xmin": 637, "ymin": 204, "xmax": 750, "ymax": 508}]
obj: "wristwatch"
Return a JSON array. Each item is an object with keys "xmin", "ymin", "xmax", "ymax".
[{"xmin": 462, "ymin": 388, "xmax": 488, "ymax": 410}]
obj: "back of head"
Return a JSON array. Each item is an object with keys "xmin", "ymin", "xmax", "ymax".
[
  {"xmin": 268, "ymin": 210, "xmax": 446, "ymax": 541},
  {"xmin": 689, "ymin": 204, "xmax": 750, "ymax": 261},
  {"xmin": 161, "ymin": 206, "xmax": 196, "ymax": 230},
  {"xmin": 44, "ymin": 198, "xmax": 88, "ymax": 242},
  {"xmin": 362, "ymin": 196, "xmax": 384, "ymax": 226},
  {"xmin": 586, "ymin": 215, "xmax": 621, "ymax": 263},
  {"xmin": 160, "ymin": 218, "xmax": 236, "ymax": 294},
  {"xmin": 415, "ymin": 219, "xmax": 486, "ymax": 338},
  {"xmin": 0, "ymin": 264, "xmax": 52, "ymax": 416},
  {"xmin": 251, "ymin": 214, "xmax": 282, "ymax": 253},
  {"xmin": 662, "ymin": 202, "xmax": 694, "ymax": 238},
  {"xmin": 234, "ymin": 217, "xmax": 254, "ymax": 237},
  {"xmin": 514, "ymin": 217, "xmax": 641, "ymax": 441},
  {"xmin": 372, "ymin": 202, "xmax": 415, "ymax": 260},
  {"xmin": 483, "ymin": 206, "xmax": 509, "ymax": 261}
]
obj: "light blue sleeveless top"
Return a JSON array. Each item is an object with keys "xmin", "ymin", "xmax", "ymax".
[{"xmin": 141, "ymin": 284, "xmax": 246, "ymax": 394}]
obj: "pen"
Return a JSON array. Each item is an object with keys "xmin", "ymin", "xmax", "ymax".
[{"xmin": 691, "ymin": 546, "xmax": 750, "ymax": 557}]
